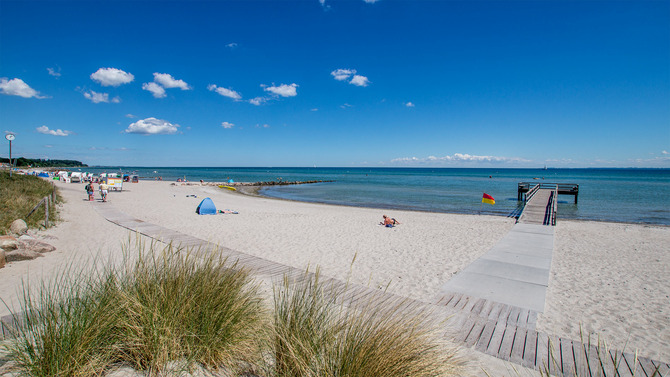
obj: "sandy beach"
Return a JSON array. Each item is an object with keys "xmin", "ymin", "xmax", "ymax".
[{"xmin": 2, "ymin": 179, "xmax": 669, "ymax": 374}]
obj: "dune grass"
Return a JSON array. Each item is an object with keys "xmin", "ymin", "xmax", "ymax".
[
  {"xmin": 4, "ymin": 243, "xmax": 465, "ymax": 377},
  {"xmin": 270, "ymin": 270, "xmax": 463, "ymax": 377},
  {"xmin": 3, "ymin": 242, "xmax": 267, "ymax": 376},
  {"xmin": 0, "ymin": 171, "xmax": 61, "ymax": 234},
  {"xmin": 114, "ymin": 242, "xmax": 267, "ymax": 375},
  {"xmin": 4, "ymin": 260, "xmax": 121, "ymax": 376}
]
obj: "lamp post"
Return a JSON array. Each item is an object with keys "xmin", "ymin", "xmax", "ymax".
[{"xmin": 5, "ymin": 134, "xmax": 15, "ymax": 177}]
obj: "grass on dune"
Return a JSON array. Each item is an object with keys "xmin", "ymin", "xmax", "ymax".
[
  {"xmin": 4, "ymin": 260, "xmax": 121, "ymax": 376},
  {"xmin": 114, "ymin": 242, "xmax": 267, "ymax": 375},
  {"xmin": 3, "ymin": 242, "xmax": 268, "ymax": 376},
  {"xmin": 4, "ymin": 244, "xmax": 467, "ymax": 377},
  {"xmin": 0, "ymin": 171, "xmax": 61, "ymax": 234},
  {"xmin": 270, "ymin": 270, "xmax": 464, "ymax": 377}
]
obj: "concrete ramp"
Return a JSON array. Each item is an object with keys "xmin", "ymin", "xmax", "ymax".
[{"xmin": 439, "ymin": 224, "xmax": 554, "ymax": 312}]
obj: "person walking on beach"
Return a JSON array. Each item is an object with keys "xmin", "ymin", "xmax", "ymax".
[
  {"xmin": 85, "ymin": 182, "xmax": 94, "ymax": 201},
  {"xmin": 99, "ymin": 182, "xmax": 109, "ymax": 202}
]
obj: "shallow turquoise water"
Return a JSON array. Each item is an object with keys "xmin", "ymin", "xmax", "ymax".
[{"xmin": 82, "ymin": 167, "xmax": 670, "ymax": 225}]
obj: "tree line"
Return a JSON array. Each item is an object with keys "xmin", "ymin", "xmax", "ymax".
[{"xmin": 1, "ymin": 157, "xmax": 87, "ymax": 168}]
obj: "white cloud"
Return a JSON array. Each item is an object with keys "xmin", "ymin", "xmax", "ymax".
[
  {"xmin": 142, "ymin": 82, "xmax": 167, "ymax": 98},
  {"xmin": 349, "ymin": 74, "xmax": 370, "ymax": 87},
  {"xmin": 90, "ymin": 67, "xmax": 134, "ymax": 87},
  {"xmin": 311, "ymin": 108, "xmax": 318, "ymax": 111},
  {"xmin": 126, "ymin": 114, "xmax": 136, "ymax": 118},
  {"xmin": 47, "ymin": 67, "xmax": 61, "ymax": 77},
  {"xmin": 125, "ymin": 117, "xmax": 180, "ymax": 135},
  {"xmin": 391, "ymin": 153, "xmax": 530, "ymax": 165},
  {"xmin": 153, "ymin": 73, "xmax": 190, "ymax": 90},
  {"xmin": 264, "ymin": 83, "xmax": 298, "ymax": 97},
  {"xmin": 0, "ymin": 78, "xmax": 47, "ymax": 98},
  {"xmin": 208, "ymin": 84, "xmax": 242, "ymax": 100},
  {"xmin": 221, "ymin": 121, "xmax": 234, "ymax": 129},
  {"xmin": 405, "ymin": 102, "xmax": 415, "ymax": 107},
  {"xmin": 331, "ymin": 68, "xmax": 355, "ymax": 81},
  {"xmin": 363, "ymin": 0, "xmax": 380, "ymax": 3},
  {"xmin": 84, "ymin": 90, "xmax": 121, "ymax": 103},
  {"xmin": 331, "ymin": 69, "xmax": 370, "ymax": 87},
  {"xmin": 663, "ymin": 150, "xmax": 668, "ymax": 155},
  {"xmin": 36, "ymin": 125, "xmax": 72, "ymax": 136},
  {"xmin": 226, "ymin": 42, "xmax": 238, "ymax": 48},
  {"xmin": 318, "ymin": 0, "xmax": 331, "ymax": 9},
  {"xmin": 249, "ymin": 96, "xmax": 268, "ymax": 106},
  {"xmin": 340, "ymin": 103, "xmax": 352, "ymax": 109}
]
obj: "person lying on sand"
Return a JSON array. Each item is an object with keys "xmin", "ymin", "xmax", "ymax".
[{"xmin": 381, "ymin": 214, "xmax": 400, "ymax": 227}]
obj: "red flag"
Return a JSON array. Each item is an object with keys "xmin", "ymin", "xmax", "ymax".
[{"xmin": 482, "ymin": 193, "xmax": 495, "ymax": 205}]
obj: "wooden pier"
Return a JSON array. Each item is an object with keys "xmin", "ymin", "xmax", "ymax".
[
  {"xmin": 518, "ymin": 182, "xmax": 579, "ymax": 204},
  {"xmin": 517, "ymin": 182, "xmax": 579, "ymax": 226}
]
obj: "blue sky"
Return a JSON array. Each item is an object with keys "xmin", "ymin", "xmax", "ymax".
[{"xmin": 1, "ymin": 0, "xmax": 668, "ymax": 168}]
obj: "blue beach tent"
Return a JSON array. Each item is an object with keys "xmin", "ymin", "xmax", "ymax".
[
  {"xmin": 38, "ymin": 172, "xmax": 50, "ymax": 178},
  {"xmin": 196, "ymin": 197, "xmax": 217, "ymax": 215}
]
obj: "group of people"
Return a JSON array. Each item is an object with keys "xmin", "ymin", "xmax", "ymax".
[{"xmin": 85, "ymin": 182, "xmax": 108, "ymax": 202}]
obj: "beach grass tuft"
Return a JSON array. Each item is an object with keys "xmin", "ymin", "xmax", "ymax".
[
  {"xmin": 0, "ymin": 171, "xmax": 61, "ymax": 234},
  {"xmin": 3, "ymin": 241, "xmax": 268, "ymax": 376},
  {"xmin": 271, "ymin": 270, "xmax": 464, "ymax": 377},
  {"xmin": 114, "ymin": 241, "xmax": 267, "ymax": 374},
  {"xmin": 3, "ymin": 259, "xmax": 121, "ymax": 376}
]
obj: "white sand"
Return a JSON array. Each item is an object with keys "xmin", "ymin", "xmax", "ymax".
[
  {"xmin": 539, "ymin": 220, "xmax": 670, "ymax": 362},
  {"xmin": 2, "ymin": 178, "xmax": 669, "ymax": 374}
]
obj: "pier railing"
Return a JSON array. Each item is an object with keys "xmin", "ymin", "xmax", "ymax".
[{"xmin": 518, "ymin": 182, "xmax": 579, "ymax": 204}]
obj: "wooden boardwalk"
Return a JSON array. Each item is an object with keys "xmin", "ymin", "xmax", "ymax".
[
  {"xmin": 518, "ymin": 187, "xmax": 557, "ymax": 226},
  {"xmin": 3, "ymin": 202, "xmax": 667, "ymax": 376},
  {"xmin": 437, "ymin": 292, "xmax": 669, "ymax": 377}
]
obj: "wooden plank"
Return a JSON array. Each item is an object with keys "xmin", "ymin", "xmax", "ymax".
[
  {"xmin": 456, "ymin": 295, "xmax": 471, "ymax": 311},
  {"xmin": 560, "ymin": 337, "xmax": 577, "ymax": 376},
  {"xmin": 522, "ymin": 329, "xmax": 538, "ymax": 369},
  {"xmin": 487, "ymin": 302, "xmax": 504, "ymax": 321},
  {"xmin": 622, "ymin": 352, "xmax": 641, "ymax": 377},
  {"xmin": 478, "ymin": 299, "xmax": 495, "ymax": 319},
  {"xmin": 485, "ymin": 320, "xmax": 508, "ymax": 357},
  {"xmin": 474, "ymin": 320, "xmax": 497, "ymax": 353},
  {"xmin": 436, "ymin": 292, "xmax": 457, "ymax": 306},
  {"xmin": 510, "ymin": 327, "xmax": 527, "ymax": 364},
  {"xmin": 470, "ymin": 298, "xmax": 487, "ymax": 316},
  {"xmin": 464, "ymin": 320, "xmax": 486, "ymax": 348},
  {"xmin": 497, "ymin": 304, "xmax": 513, "ymax": 323},
  {"xmin": 445, "ymin": 293, "xmax": 464, "ymax": 309},
  {"xmin": 456, "ymin": 317, "xmax": 477, "ymax": 343},
  {"xmin": 609, "ymin": 349, "xmax": 634, "ymax": 377},
  {"xmin": 638, "ymin": 356, "xmax": 658, "ymax": 377},
  {"xmin": 516, "ymin": 308, "xmax": 529, "ymax": 327},
  {"xmin": 497, "ymin": 325, "xmax": 516, "ymax": 360},
  {"xmin": 507, "ymin": 306, "xmax": 521, "ymax": 325},
  {"xmin": 543, "ymin": 335, "xmax": 561, "ymax": 376},
  {"xmin": 651, "ymin": 360, "xmax": 670, "ymax": 376},
  {"xmin": 582, "ymin": 343, "xmax": 603, "ymax": 377}
]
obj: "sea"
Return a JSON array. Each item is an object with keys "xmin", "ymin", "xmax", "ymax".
[{"xmin": 79, "ymin": 167, "xmax": 670, "ymax": 226}]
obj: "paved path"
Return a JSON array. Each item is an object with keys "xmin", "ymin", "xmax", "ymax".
[{"xmin": 439, "ymin": 223, "xmax": 554, "ymax": 312}]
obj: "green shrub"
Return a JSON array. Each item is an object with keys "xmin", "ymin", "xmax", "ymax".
[{"xmin": 0, "ymin": 172, "xmax": 61, "ymax": 234}]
